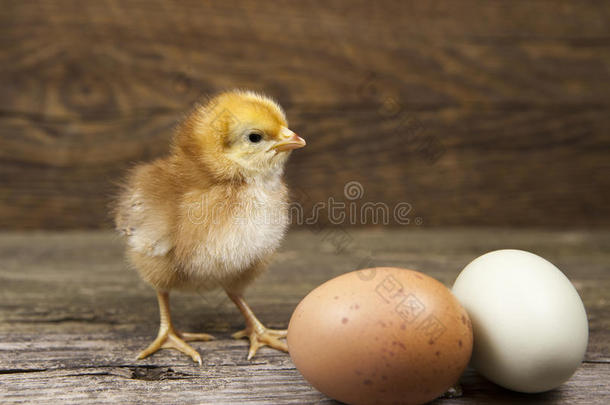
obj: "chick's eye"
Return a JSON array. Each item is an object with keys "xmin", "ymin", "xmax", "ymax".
[{"xmin": 248, "ymin": 133, "xmax": 262, "ymax": 143}]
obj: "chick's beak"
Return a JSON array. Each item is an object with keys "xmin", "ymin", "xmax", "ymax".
[{"xmin": 271, "ymin": 127, "xmax": 306, "ymax": 152}]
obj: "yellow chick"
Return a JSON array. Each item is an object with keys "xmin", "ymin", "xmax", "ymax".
[{"xmin": 114, "ymin": 90, "xmax": 306, "ymax": 364}]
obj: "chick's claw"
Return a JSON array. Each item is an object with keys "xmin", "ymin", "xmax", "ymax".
[
  {"xmin": 137, "ymin": 326, "xmax": 212, "ymax": 366},
  {"xmin": 232, "ymin": 327, "xmax": 287, "ymax": 339},
  {"xmin": 232, "ymin": 326, "xmax": 288, "ymax": 360},
  {"xmin": 181, "ymin": 331, "xmax": 216, "ymax": 342}
]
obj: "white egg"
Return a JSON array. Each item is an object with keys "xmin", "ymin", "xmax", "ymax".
[{"xmin": 452, "ymin": 249, "xmax": 588, "ymax": 393}]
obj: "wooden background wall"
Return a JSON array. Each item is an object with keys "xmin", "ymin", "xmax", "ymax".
[{"xmin": 1, "ymin": 0, "xmax": 608, "ymax": 229}]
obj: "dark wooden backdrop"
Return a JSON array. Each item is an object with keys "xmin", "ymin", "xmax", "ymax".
[{"xmin": 1, "ymin": 0, "xmax": 609, "ymax": 229}]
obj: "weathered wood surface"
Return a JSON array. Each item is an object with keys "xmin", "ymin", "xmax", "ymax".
[
  {"xmin": 0, "ymin": 229, "xmax": 608, "ymax": 404},
  {"xmin": 1, "ymin": 1, "xmax": 609, "ymax": 229}
]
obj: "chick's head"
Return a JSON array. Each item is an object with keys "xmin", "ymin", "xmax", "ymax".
[{"xmin": 174, "ymin": 90, "xmax": 305, "ymax": 181}]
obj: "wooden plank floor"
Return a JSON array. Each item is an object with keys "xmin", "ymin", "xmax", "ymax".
[{"xmin": 0, "ymin": 229, "xmax": 608, "ymax": 404}]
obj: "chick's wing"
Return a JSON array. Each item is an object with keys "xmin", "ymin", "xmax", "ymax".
[{"xmin": 114, "ymin": 162, "xmax": 175, "ymax": 257}]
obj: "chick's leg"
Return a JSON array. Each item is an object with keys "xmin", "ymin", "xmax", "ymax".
[
  {"xmin": 227, "ymin": 292, "xmax": 288, "ymax": 360},
  {"xmin": 137, "ymin": 290, "xmax": 214, "ymax": 365}
]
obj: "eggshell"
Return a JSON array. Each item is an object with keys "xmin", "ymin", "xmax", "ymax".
[
  {"xmin": 452, "ymin": 250, "xmax": 589, "ymax": 393},
  {"xmin": 288, "ymin": 267, "xmax": 473, "ymax": 405}
]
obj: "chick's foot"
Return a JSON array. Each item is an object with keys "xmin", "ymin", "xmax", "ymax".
[
  {"xmin": 227, "ymin": 292, "xmax": 288, "ymax": 360},
  {"xmin": 137, "ymin": 326, "xmax": 213, "ymax": 365},
  {"xmin": 232, "ymin": 325, "xmax": 288, "ymax": 360},
  {"xmin": 137, "ymin": 290, "xmax": 214, "ymax": 365}
]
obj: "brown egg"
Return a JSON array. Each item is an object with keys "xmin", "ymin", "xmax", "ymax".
[{"xmin": 288, "ymin": 267, "xmax": 473, "ymax": 405}]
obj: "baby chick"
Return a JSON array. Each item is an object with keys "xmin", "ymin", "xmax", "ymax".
[{"xmin": 114, "ymin": 90, "xmax": 306, "ymax": 364}]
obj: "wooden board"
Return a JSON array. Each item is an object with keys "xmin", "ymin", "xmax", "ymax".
[
  {"xmin": 0, "ymin": 1, "xmax": 609, "ymax": 229},
  {"xmin": 0, "ymin": 229, "xmax": 608, "ymax": 403}
]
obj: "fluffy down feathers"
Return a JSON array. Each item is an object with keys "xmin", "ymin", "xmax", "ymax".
[{"xmin": 114, "ymin": 90, "xmax": 302, "ymax": 294}]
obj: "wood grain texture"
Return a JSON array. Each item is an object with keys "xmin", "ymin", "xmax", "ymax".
[
  {"xmin": 0, "ymin": 229, "xmax": 609, "ymax": 404},
  {"xmin": 0, "ymin": 0, "xmax": 609, "ymax": 229}
]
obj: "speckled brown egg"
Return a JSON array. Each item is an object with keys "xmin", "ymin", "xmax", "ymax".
[{"xmin": 287, "ymin": 267, "xmax": 473, "ymax": 405}]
